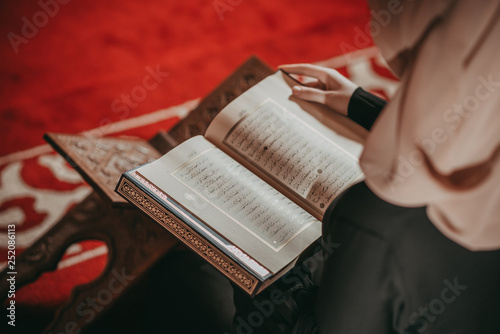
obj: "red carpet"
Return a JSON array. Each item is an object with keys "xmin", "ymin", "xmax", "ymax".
[
  {"xmin": 0, "ymin": 0, "xmax": 373, "ymax": 156},
  {"xmin": 0, "ymin": 0, "xmax": 402, "ymax": 332}
]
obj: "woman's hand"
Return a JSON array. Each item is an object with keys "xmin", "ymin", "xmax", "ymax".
[{"xmin": 278, "ymin": 64, "xmax": 358, "ymax": 116}]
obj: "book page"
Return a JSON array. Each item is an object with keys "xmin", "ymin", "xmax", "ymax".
[
  {"xmin": 136, "ymin": 136, "xmax": 321, "ymax": 274},
  {"xmin": 205, "ymin": 71, "xmax": 364, "ymax": 220}
]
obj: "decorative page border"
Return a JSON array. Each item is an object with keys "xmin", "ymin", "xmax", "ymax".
[{"xmin": 117, "ymin": 176, "xmax": 259, "ymax": 294}]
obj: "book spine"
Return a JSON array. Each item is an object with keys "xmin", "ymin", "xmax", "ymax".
[{"xmin": 115, "ymin": 174, "xmax": 260, "ymax": 295}]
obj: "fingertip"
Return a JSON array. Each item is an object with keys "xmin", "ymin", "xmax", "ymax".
[
  {"xmin": 292, "ymin": 85, "xmax": 302, "ymax": 94},
  {"xmin": 278, "ymin": 64, "xmax": 291, "ymax": 71}
]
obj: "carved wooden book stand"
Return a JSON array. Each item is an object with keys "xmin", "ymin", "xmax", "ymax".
[{"xmin": 0, "ymin": 57, "xmax": 272, "ymax": 333}]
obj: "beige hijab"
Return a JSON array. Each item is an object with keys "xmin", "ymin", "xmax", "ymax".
[{"xmin": 361, "ymin": 0, "xmax": 500, "ymax": 250}]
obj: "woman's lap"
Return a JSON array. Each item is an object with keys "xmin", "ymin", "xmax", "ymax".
[{"xmin": 316, "ymin": 181, "xmax": 500, "ymax": 333}]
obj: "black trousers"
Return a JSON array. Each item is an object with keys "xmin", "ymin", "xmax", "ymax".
[{"xmin": 315, "ymin": 181, "xmax": 500, "ymax": 334}]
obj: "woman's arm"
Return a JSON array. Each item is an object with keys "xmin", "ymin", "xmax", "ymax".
[
  {"xmin": 278, "ymin": 64, "xmax": 386, "ymax": 130},
  {"xmin": 348, "ymin": 87, "xmax": 386, "ymax": 130}
]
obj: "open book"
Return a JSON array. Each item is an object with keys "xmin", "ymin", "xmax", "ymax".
[{"xmin": 115, "ymin": 70, "xmax": 365, "ymax": 295}]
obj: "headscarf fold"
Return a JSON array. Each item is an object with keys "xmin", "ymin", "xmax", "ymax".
[{"xmin": 362, "ymin": 0, "xmax": 500, "ymax": 250}]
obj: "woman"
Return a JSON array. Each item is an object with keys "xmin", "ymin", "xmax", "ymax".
[{"xmin": 278, "ymin": 0, "xmax": 500, "ymax": 333}]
